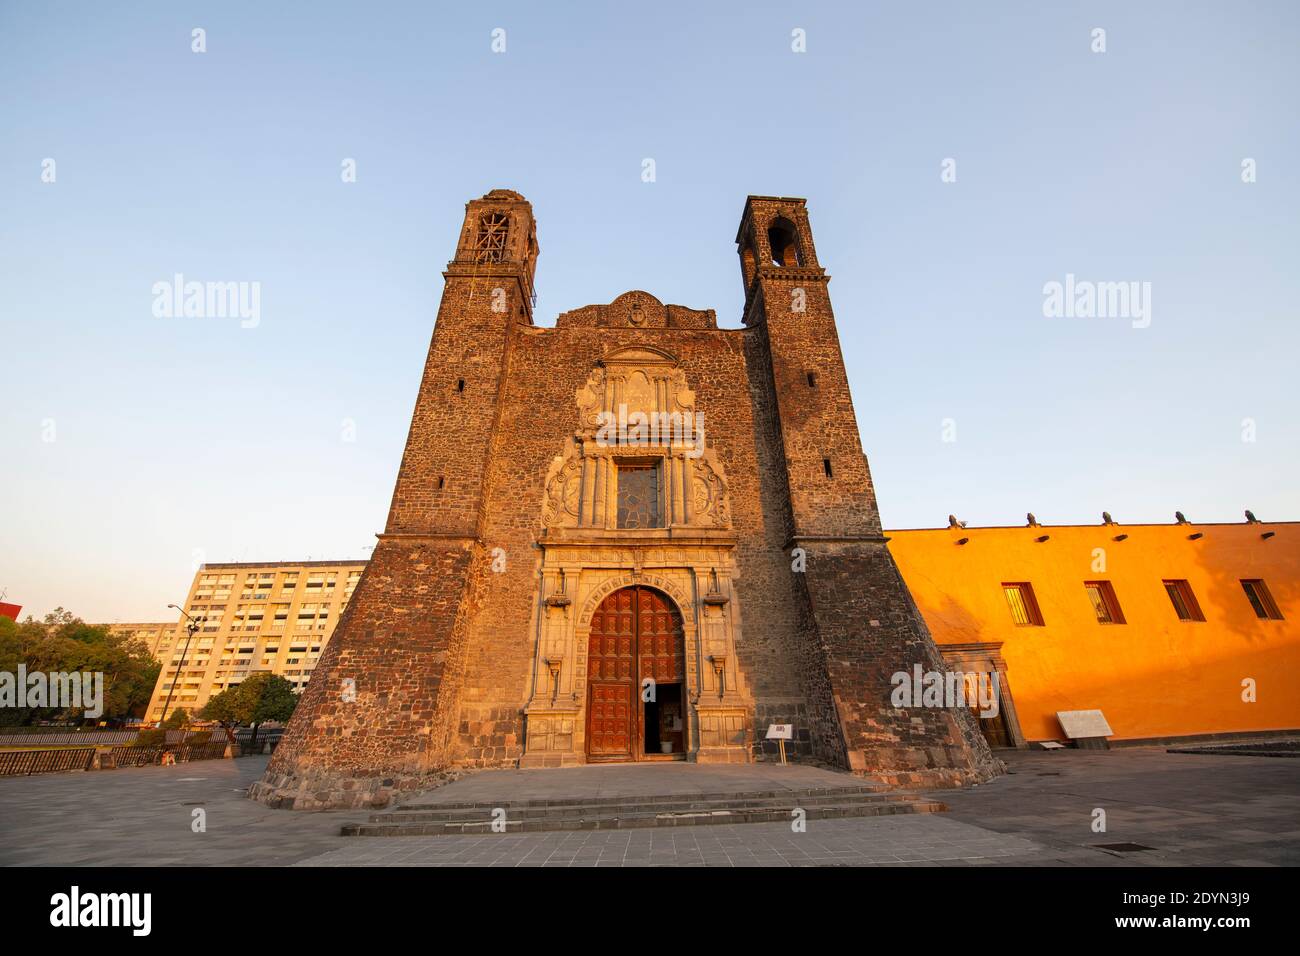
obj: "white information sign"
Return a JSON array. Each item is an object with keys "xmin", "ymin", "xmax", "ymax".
[{"xmin": 1056, "ymin": 709, "xmax": 1114, "ymax": 739}]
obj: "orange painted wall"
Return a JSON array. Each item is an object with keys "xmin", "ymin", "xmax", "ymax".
[{"xmin": 886, "ymin": 521, "xmax": 1300, "ymax": 742}]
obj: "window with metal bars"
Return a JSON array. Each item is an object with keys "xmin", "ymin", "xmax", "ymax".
[
  {"xmin": 1163, "ymin": 579, "xmax": 1205, "ymax": 622},
  {"xmin": 616, "ymin": 463, "xmax": 662, "ymax": 529},
  {"xmin": 1002, "ymin": 582, "xmax": 1044, "ymax": 626},
  {"xmin": 1241, "ymin": 579, "xmax": 1283, "ymax": 620},
  {"xmin": 1084, "ymin": 581, "xmax": 1126, "ymax": 624}
]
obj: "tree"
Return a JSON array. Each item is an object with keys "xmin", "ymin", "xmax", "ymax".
[
  {"xmin": 161, "ymin": 708, "xmax": 189, "ymax": 730},
  {"xmin": 0, "ymin": 609, "xmax": 160, "ymax": 726},
  {"xmin": 199, "ymin": 687, "xmax": 242, "ymax": 728},
  {"xmin": 199, "ymin": 672, "xmax": 297, "ymax": 749}
]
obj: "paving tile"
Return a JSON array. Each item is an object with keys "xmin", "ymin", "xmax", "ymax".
[{"xmin": 3, "ymin": 748, "xmax": 1298, "ymax": 867}]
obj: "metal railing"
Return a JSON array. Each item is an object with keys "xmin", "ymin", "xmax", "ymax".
[
  {"xmin": 0, "ymin": 729, "xmax": 138, "ymax": 746},
  {"xmin": 0, "ymin": 728, "xmax": 206, "ymax": 746},
  {"xmin": 0, "ymin": 748, "xmax": 96, "ymax": 776},
  {"xmin": 109, "ymin": 741, "xmax": 230, "ymax": 767}
]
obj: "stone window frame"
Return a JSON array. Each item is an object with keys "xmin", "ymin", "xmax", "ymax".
[
  {"xmin": 612, "ymin": 453, "xmax": 666, "ymax": 531},
  {"xmin": 938, "ymin": 642, "xmax": 1027, "ymax": 749}
]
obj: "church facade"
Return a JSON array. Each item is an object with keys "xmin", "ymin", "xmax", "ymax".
[{"xmin": 251, "ymin": 190, "xmax": 1000, "ymax": 810}]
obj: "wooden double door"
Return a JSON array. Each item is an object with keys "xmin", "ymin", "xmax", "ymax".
[{"xmin": 585, "ymin": 586, "xmax": 686, "ymax": 761}]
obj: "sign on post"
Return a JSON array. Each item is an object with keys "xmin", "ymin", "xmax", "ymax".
[{"xmin": 766, "ymin": 723, "xmax": 793, "ymax": 764}]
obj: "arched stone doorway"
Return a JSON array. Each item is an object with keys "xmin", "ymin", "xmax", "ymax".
[{"xmin": 585, "ymin": 586, "xmax": 686, "ymax": 762}]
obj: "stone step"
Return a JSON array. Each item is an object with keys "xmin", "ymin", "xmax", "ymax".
[
  {"xmin": 388, "ymin": 782, "xmax": 886, "ymax": 814},
  {"xmin": 369, "ymin": 790, "xmax": 915, "ymax": 824},
  {"xmin": 341, "ymin": 794, "xmax": 944, "ymax": 836}
]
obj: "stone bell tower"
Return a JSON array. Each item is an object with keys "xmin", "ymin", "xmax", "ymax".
[
  {"xmin": 250, "ymin": 190, "xmax": 538, "ymax": 810},
  {"xmin": 737, "ymin": 195, "xmax": 999, "ymax": 785}
]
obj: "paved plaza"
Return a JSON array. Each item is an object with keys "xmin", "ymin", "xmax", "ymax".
[{"xmin": 0, "ymin": 747, "xmax": 1296, "ymax": 866}]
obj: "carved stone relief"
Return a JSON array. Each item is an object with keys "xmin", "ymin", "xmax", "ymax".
[{"xmin": 541, "ymin": 349, "xmax": 729, "ymax": 531}]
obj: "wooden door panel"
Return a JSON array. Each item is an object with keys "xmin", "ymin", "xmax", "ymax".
[
  {"xmin": 637, "ymin": 589, "xmax": 684, "ymax": 684},
  {"xmin": 585, "ymin": 586, "xmax": 685, "ymax": 761},
  {"xmin": 587, "ymin": 682, "xmax": 632, "ymax": 757}
]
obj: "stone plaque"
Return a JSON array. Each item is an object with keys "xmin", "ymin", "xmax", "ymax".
[{"xmin": 1056, "ymin": 709, "xmax": 1113, "ymax": 739}]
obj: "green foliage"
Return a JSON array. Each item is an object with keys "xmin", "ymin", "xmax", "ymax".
[
  {"xmin": 0, "ymin": 609, "xmax": 161, "ymax": 726},
  {"xmin": 161, "ymin": 707, "xmax": 189, "ymax": 730},
  {"xmin": 134, "ymin": 728, "xmax": 166, "ymax": 747},
  {"xmin": 247, "ymin": 672, "xmax": 299, "ymax": 726},
  {"xmin": 198, "ymin": 688, "xmax": 243, "ymax": 726},
  {"xmin": 199, "ymin": 672, "xmax": 298, "ymax": 731}
]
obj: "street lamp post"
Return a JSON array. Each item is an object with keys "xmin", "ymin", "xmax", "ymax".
[{"xmin": 158, "ymin": 604, "xmax": 203, "ymax": 731}]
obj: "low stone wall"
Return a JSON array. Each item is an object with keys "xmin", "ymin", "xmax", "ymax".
[{"xmin": 249, "ymin": 766, "xmax": 476, "ymax": 811}]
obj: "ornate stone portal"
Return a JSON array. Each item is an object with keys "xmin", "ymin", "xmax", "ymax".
[{"xmin": 522, "ymin": 346, "xmax": 751, "ymax": 766}]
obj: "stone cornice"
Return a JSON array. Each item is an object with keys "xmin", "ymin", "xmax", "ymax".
[
  {"xmin": 376, "ymin": 532, "xmax": 477, "ymax": 544},
  {"xmin": 539, "ymin": 527, "xmax": 737, "ymax": 549},
  {"xmin": 755, "ymin": 265, "xmax": 828, "ymax": 282},
  {"xmin": 442, "ymin": 263, "xmax": 535, "ymax": 321},
  {"xmin": 742, "ymin": 267, "xmax": 830, "ymax": 315},
  {"xmin": 783, "ymin": 533, "xmax": 889, "ymax": 549}
]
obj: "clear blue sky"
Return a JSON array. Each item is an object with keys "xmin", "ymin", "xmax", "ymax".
[{"xmin": 2, "ymin": 1, "xmax": 1297, "ymax": 621}]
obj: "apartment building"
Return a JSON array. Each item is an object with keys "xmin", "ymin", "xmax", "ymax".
[
  {"xmin": 104, "ymin": 622, "xmax": 178, "ymax": 659},
  {"xmin": 143, "ymin": 560, "xmax": 367, "ymax": 723}
]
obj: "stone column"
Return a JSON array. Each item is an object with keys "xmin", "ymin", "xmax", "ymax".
[
  {"xmin": 593, "ymin": 457, "xmax": 607, "ymax": 527},
  {"xmin": 581, "ymin": 455, "xmax": 596, "ymax": 526},
  {"xmin": 681, "ymin": 457, "xmax": 694, "ymax": 524},
  {"xmin": 605, "ymin": 457, "xmax": 617, "ymax": 529}
]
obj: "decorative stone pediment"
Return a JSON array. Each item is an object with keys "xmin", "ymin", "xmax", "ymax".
[
  {"xmin": 603, "ymin": 346, "xmax": 674, "ymax": 363},
  {"xmin": 554, "ymin": 291, "xmax": 718, "ymax": 330}
]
